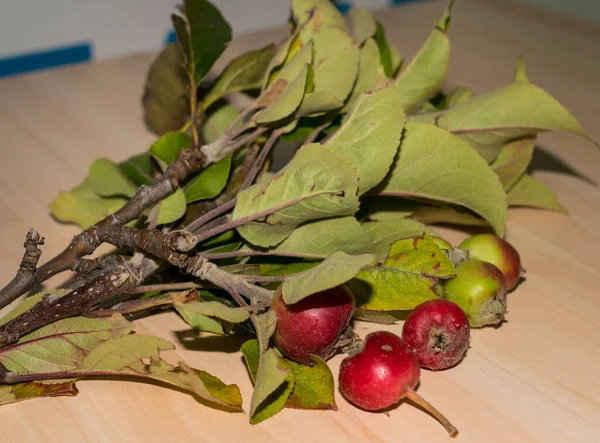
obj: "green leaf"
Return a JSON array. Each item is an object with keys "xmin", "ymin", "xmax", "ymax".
[
  {"xmin": 351, "ymin": 234, "xmax": 454, "ymax": 310},
  {"xmin": 286, "ymin": 355, "xmax": 337, "ymax": 410},
  {"xmin": 50, "ymin": 179, "xmax": 127, "ymax": 229},
  {"xmin": 149, "ymin": 132, "xmax": 192, "ymax": 169},
  {"xmin": 410, "ymin": 205, "xmax": 487, "ymax": 227},
  {"xmin": 0, "ymin": 314, "xmax": 133, "ymax": 374},
  {"xmin": 379, "ymin": 122, "xmax": 507, "ymax": 236},
  {"xmin": 374, "ymin": 21, "xmax": 394, "ymax": 77},
  {"xmin": 176, "ymin": 300, "xmax": 250, "ymax": 324},
  {"xmin": 445, "ymin": 86, "xmax": 473, "ymax": 108},
  {"xmin": 240, "ymin": 217, "xmax": 374, "ymax": 259},
  {"xmin": 413, "ymin": 76, "xmax": 590, "ymax": 162},
  {"xmin": 297, "ymin": 28, "xmax": 360, "ymax": 116},
  {"xmin": 0, "ymin": 381, "xmax": 78, "ymax": 406},
  {"xmin": 232, "ymin": 143, "xmax": 360, "ymax": 247},
  {"xmin": 119, "ymin": 153, "xmax": 154, "ymax": 186},
  {"xmin": 362, "ymin": 219, "xmax": 428, "ymax": 260},
  {"xmin": 282, "ymin": 251, "xmax": 374, "ymax": 304},
  {"xmin": 254, "ymin": 310, "xmax": 278, "ymax": 355},
  {"xmin": 348, "ymin": 8, "xmax": 376, "ymax": 44},
  {"xmin": 241, "ymin": 340, "xmax": 336, "ymax": 411},
  {"xmin": 142, "ymin": 43, "xmax": 189, "ymax": 135},
  {"xmin": 172, "ymin": 0, "xmax": 232, "ymax": 86},
  {"xmin": 248, "ymin": 348, "xmax": 294, "ymax": 424},
  {"xmin": 259, "ymin": 261, "xmax": 319, "ymax": 277},
  {"xmin": 87, "ymin": 158, "xmax": 138, "ymax": 198},
  {"xmin": 394, "ymin": 0, "xmax": 453, "ymax": 113},
  {"xmin": 347, "ymin": 38, "xmax": 380, "ymax": 104},
  {"xmin": 147, "ymin": 187, "xmax": 187, "ymax": 226},
  {"xmin": 325, "ymin": 86, "xmax": 405, "ymax": 194},
  {"xmin": 507, "ymin": 174, "xmax": 566, "ymax": 212},
  {"xmin": 77, "ymin": 335, "xmax": 242, "ymax": 410},
  {"xmin": 254, "ymin": 58, "xmax": 310, "ymax": 124},
  {"xmin": 491, "ymin": 137, "xmax": 536, "ymax": 190},
  {"xmin": 202, "ymin": 103, "xmax": 240, "ymax": 144},
  {"xmin": 204, "ymin": 44, "xmax": 276, "ymax": 109},
  {"xmin": 0, "ymin": 289, "xmax": 70, "ymax": 327},
  {"xmin": 184, "ymin": 154, "xmax": 231, "ymax": 203},
  {"xmin": 292, "ymin": 0, "xmax": 348, "ymax": 45}
]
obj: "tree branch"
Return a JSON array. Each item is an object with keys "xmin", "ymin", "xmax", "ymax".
[{"xmin": 0, "ymin": 229, "xmax": 44, "ymax": 308}]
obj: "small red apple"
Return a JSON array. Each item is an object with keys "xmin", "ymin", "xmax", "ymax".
[
  {"xmin": 339, "ymin": 331, "xmax": 458, "ymax": 437},
  {"xmin": 402, "ymin": 299, "xmax": 470, "ymax": 370},
  {"xmin": 271, "ymin": 285, "xmax": 355, "ymax": 364}
]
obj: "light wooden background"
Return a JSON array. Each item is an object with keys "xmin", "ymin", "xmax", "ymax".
[{"xmin": 1, "ymin": 0, "xmax": 599, "ymax": 441}]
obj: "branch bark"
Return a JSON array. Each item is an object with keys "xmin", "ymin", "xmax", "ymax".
[{"xmin": 0, "ymin": 229, "xmax": 44, "ymax": 308}]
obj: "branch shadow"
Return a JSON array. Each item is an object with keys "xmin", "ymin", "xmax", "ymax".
[{"xmin": 174, "ymin": 330, "xmax": 251, "ymax": 354}]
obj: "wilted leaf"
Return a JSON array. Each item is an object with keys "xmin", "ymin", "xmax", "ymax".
[
  {"xmin": 142, "ymin": 43, "xmax": 189, "ymax": 135},
  {"xmin": 249, "ymin": 348, "xmax": 294, "ymax": 423},
  {"xmin": 77, "ymin": 335, "xmax": 242, "ymax": 410},
  {"xmin": 297, "ymin": 28, "xmax": 359, "ymax": 116},
  {"xmin": 0, "ymin": 381, "xmax": 78, "ymax": 406},
  {"xmin": 119, "ymin": 153, "xmax": 154, "ymax": 186},
  {"xmin": 0, "ymin": 314, "xmax": 133, "ymax": 374},
  {"xmin": 204, "ymin": 44, "xmax": 276, "ymax": 109},
  {"xmin": 507, "ymin": 174, "xmax": 566, "ymax": 212},
  {"xmin": 379, "ymin": 122, "xmax": 507, "ymax": 236},
  {"xmin": 184, "ymin": 154, "xmax": 231, "ymax": 203},
  {"xmin": 172, "ymin": 0, "xmax": 232, "ymax": 86},
  {"xmin": 394, "ymin": 0, "xmax": 453, "ymax": 113},
  {"xmin": 50, "ymin": 180, "xmax": 127, "ymax": 229},
  {"xmin": 292, "ymin": 0, "xmax": 348, "ymax": 44},
  {"xmin": 282, "ymin": 251, "xmax": 374, "ymax": 304},
  {"xmin": 149, "ymin": 132, "xmax": 192, "ymax": 169},
  {"xmin": 147, "ymin": 187, "xmax": 187, "ymax": 226},
  {"xmin": 232, "ymin": 143, "xmax": 360, "ymax": 247},
  {"xmin": 491, "ymin": 137, "xmax": 536, "ymax": 190},
  {"xmin": 239, "ymin": 217, "xmax": 374, "ymax": 259},
  {"xmin": 325, "ymin": 86, "xmax": 405, "ymax": 194},
  {"xmin": 254, "ymin": 44, "xmax": 313, "ymax": 123},
  {"xmin": 362, "ymin": 219, "xmax": 428, "ymax": 260},
  {"xmin": 348, "ymin": 8, "xmax": 376, "ymax": 44},
  {"xmin": 351, "ymin": 234, "xmax": 454, "ymax": 310}
]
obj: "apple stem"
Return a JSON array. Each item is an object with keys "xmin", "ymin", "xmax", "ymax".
[{"xmin": 404, "ymin": 387, "xmax": 458, "ymax": 438}]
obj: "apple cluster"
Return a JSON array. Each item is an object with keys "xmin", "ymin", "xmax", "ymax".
[{"xmin": 271, "ymin": 233, "xmax": 522, "ymax": 437}]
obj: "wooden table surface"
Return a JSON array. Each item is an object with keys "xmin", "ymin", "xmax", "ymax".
[{"xmin": 1, "ymin": 0, "xmax": 600, "ymax": 441}]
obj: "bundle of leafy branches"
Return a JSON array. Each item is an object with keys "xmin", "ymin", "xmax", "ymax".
[{"xmin": 0, "ymin": 0, "xmax": 594, "ymax": 431}]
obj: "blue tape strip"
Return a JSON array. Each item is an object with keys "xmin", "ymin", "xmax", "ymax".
[{"xmin": 0, "ymin": 43, "xmax": 93, "ymax": 79}]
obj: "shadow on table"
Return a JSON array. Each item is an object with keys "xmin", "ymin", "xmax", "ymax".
[{"xmin": 529, "ymin": 145, "xmax": 596, "ymax": 186}]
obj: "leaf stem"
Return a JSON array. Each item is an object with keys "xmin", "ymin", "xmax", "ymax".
[{"xmin": 186, "ymin": 199, "xmax": 237, "ymax": 233}]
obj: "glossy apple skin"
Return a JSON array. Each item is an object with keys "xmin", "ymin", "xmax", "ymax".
[
  {"xmin": 402, "ymin": 299, "xmax": 470, "ymax": 370},
  {"xmin": 271, "ymin": 285, "xmax": 355, "ymax": 364},
  {"xmin": 338, "ymin": 331, "xmax": 420, "ymax": 411},
  {"xmin": 443, "ymin": 259, "xmax": 507, "ymax": 328},
  {"xmin": 459, "ymin": 234, "xmax": 522, "ymax": 291}
]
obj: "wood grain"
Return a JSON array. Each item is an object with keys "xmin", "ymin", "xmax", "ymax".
[{"xmin": 0, "ymin": 1, "xmax": 599, "ymax": 441}]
